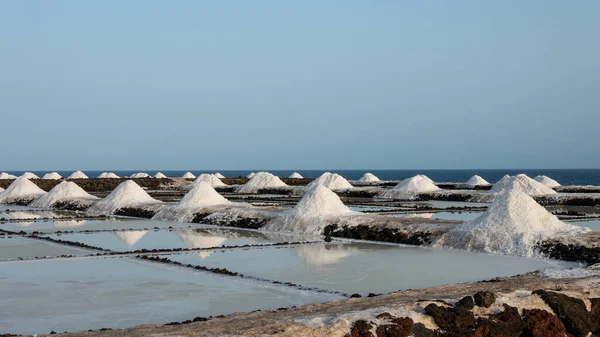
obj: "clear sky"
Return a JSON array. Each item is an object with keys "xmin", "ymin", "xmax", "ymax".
[{"xmin": 1, "ymin": 1, "xmax": 598, "ymax": 170}]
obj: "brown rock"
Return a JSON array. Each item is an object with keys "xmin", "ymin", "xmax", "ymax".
[
  {"xmin": 424, "ymin": 303, "xmax": 476, "ymax": 333},
  {"xmin": 375, "ymin": 317, "xmax": 413, "ymax": 337},
  {"xmin": 473, "ymin": 304, "xmax": 524, "ymax": 337},
  {"xmin": 455, "ymin": 296, "xmax": 475, "ymax": 310},
  {"xmin": 523, "ymin": 309, "xmax": 567, "ymax": 337},
  {"xmin": 533, "ymin": 289, "xmax": 594, "ymax": 337},
  {"xmin": 348, "ymin": 320, "xmax": 375, "ymax": 337},
  {"xmin": 474, "ymin": 291, "xmax": 496, "ymax": 308}
]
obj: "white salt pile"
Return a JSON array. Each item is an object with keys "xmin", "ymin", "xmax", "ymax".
[
  {"xmin": 193, "ymin": 174, "xmax": 226, "ymax": 187},
  {"xmin": 0, "ymin": 187, "xmax": 4, "ymax": 193},
  {"xmin": 68, "ymin": 171, "xmax": 88, "ymax": 179},
  {"xmin": 289, "ymin": 172, "xmax": 303, "ymax": 179},
  {"xmin": 130, "ymin": 172, "xmax": 150, "ymax": 178},
  {"xmin": 379, "ymin": 175, "xmax": 440, "ymax": 199},
  {"xmin": 246, "ymin": 172, "xmax": 256, "ymax": 179},
  {"xmin": 20, "ymin": 172, "xmax": 39, "ymax": 179},
  {"xmin": 489, "ymin": 174, "xmax": 556, "ymax": 197},
  {"xmin": 115, "ymin": 230, "xmax": 147, "ymax": 246},
  {"xmin": 534, "ymin": 175, "xmax": 561, "ymax": 188},
  {"xmin": 262, "ymin": 185, "xmax": 355, "ymax": 234},
  {"xmin": 154, "ymin": 172, "xmax": 167, "ymax": 178},
  {"xmin": 0, "ymin": 172, "xmax": 17, "ymax": 179},
  {"xmin": 237, "ymin": 172, "xmax": 288, "ymax": 193},
  {"xmin": 42, "ymin": 172, "xmax": 62, "ymax": 180},
  {"xmin": 438, "ymin": 181, "xmax": 586, "ymax": 257},
  {"xmin": 304, "ymin": 172, "xmax": 353, "ymax": 191},
  {"xmin": 98, "ymin": 172, "xmax": 120, "ymax": 179},
  {"xmin": 86, "ymin": 180, "xmax": 161, "ymax": 215},
  {"xmin": 358, "ymin": 172, "xmax": 380, "ymax": 183},
  {"xmin": 30, "ymin": 181, "xmax": 98, "ymax": 208},
  {"xmin": 178, "ymin": 182, "xmax": 231, "ymax": 209},
  {"xmin": 0, "ymin": 176, "xmax": 47, "ymax": 204},
  {"xmin": 182, "ymin": 172, "xmax": 196, "ymax": 179},
  {"xmin": 465, "ymin": 175, "xmax": 489, "ymax": 187},
  {"xmin": 214, "ymin": 172, "xmax": 225, "ymax": 179}
]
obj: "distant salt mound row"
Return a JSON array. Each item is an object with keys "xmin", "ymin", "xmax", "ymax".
[
  {"xmin": 534, "ymin": 175, "xmax": 561, "ymax": 188},
  {"xmin": 20, "ymin": 172, "xmax": 39, "ymax": 179},
  {"xmin": 154, "ymin": 172, "xmax": 167, "ymax": 178},
  {"xmin": 30, "ymin": 181, "xmax": 98, "ymax": 208},
  {"xmin": 182, "ymin": 172, "xmax": 196, "ymax": 179},
  {"xmin": 489, "ymin": 174, "xmax": 556, "ymax": 196},
  {"xmin": 438, "ymin": 181, "xmax": 586, "ymax": 257},
  {"xmin": 379, "ymin": 175, "xmax": 440, "ymax": 199},
  {"xmin": 263, "ymin": 185, "xmax": 356, "ymax": 234},
  {"xmin": 289, "ymin": 172, "xmax": 303, "ymax": 179},
  {"xmin": 237, "ymin": 172, "xmax": 288, "ymax": 193},
  {"xmin": 87, "ymin": 180, "xmax": 161, "ymax": 215},
  {"xmin": 214, "ymin": 172, "xmax": 225, "ymax": 179},
  {"xmin": 358, "ymin": 172, "xmax": 380, "ymax": 183},
  {"xmin": 68, "ymin": 171, "xmax": 88, "ymax": 179},
  {"xmin": 0, "ymin": 176, "xmax": 47, "ymax": 204},
  {"xmin": 465, "ymin": 175, "xmax": 489, "ymax": 187},
  {"xmin": 115, "ymin": 230, "xmax": 147, "ymax": 246},
  {"xmin": 42, "ymin": 172, "xmax": 62, "ymax": 180},
  {"xmin": 193, "ymin": 174, "xmax": 227, "ymax": 187},
  {"xmin": 98, "ymin": 172, "xmax": 120, "ymax": 179},
  {"xmin": 246, "ymin": 172, "xmax": 256, "ymax": 179},
  {"xmin": 130, "ymin": 172, "xmax": 150, "ymax": 178},
  {"xmin": 0, "ymin": 172, "xmax": 17, "ymax": 179},
  {"xmin": 304, "ymin": 172, "xmax": 353, "ymax": 191}
]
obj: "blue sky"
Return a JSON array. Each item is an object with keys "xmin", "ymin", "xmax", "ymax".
[{"xmin": 1, "ymin": 1, "xmax": 598, "ymax": 170}]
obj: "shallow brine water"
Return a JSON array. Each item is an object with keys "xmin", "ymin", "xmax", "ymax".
[
  {"xmin": 566, "ymin": 219, "xmax": 600, "ymax": 230},
  {"xmin": 0, "ymin": 217, "xmax": 191, "ymax": 234},
  {"xmin": 0, "ymin": 236, "xmax": 89, "ymax": 259},
  {"xmin": 391, "ymin": 212, "xmax": 482, "ymax": 221},
  {"xmin": 167, "ymin": 242, "xmax": 572, "ymax": 296}
]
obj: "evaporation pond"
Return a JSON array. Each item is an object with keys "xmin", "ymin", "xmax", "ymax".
[
  {"xmin": 392, "ymin": 212, "xmax": 482, "ymax": 221},
  {"xmin": 0, "ymin": 217, "xmax": 191, "ymax": 234},
  {"xmin": 0, "ymin": 236, "xmax": 88, "ymax": 259},
  {"xmin": 566, "ymin": 220, "xmax": 600, "ymax": 230},
  {"xmin": 0, "ymin": 257, "xmax": 342, "ymax": 335},
  {"xmin": 168, "ymin": 242, "xmax": 572, "ymax": 296}
]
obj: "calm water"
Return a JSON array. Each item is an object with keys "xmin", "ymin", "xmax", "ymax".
[{"xmin": 4, "ymin": 169, "xmax": 600, "ymax": 185}]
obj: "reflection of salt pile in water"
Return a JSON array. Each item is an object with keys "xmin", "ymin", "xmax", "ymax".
[
  {"xmin": 130, "ymin": 172, "xmax": 150, "ymax": 178},
  {"xmin": 30, "ymin": 181, "xmax": 98, "ymax": 208},
  {"xmin": 87, "ymin": 180, "xmax": 161, "ymax": 215},
  {"xmin": 289, "ymin": 172, "xmax": 303, "ymax": 179},
  {"xmin": 379, "ymin": 175, "xmax": 440, "ymax": 199},
  {"xmin": 358, "ymin": 172, "xmax": 380, "ymax": 183},
  {"xmin": 115, "ymin": 230, "xmax": 148, "ymax": 246},
  {"xmin": 182, "ymin": 172, "xmax": 196, "ymax": 179},
  {"xmin": 68, "ymin": 171, "xmax": 88, "ymax": 179},
  {"xmin": 438, "ymin": 181, "xmax": 586, "ymax": 257},
  {"xmin": 237, "ymin": 172, "xmax": 288, "ymax": 193},
  {"xmin": 176, "ymin": 228, "xmax": 228, "ymax": 258},
  {"xmin": 0, "ymin": 176, "xmax": 47, "ymax": 204},
  {"xmin": 465, "ymin": 175, "xmax": 489, "ymax": 187},
  {"xmin": 534, "ymin": 175, "xmax": 561, "ymax": 188},
  {"xmin": 20, "ymin": 172, "xmax": 39, "ymax": 179},
  {"xmin": 154, "ymin": 182, "xmax": 231, "ymax": 221},
  {"xmin": 246, "ymin": 172, "xmax": 256, "ymax": 179},
  {"xmin": 54, "ymin": 220, "xmax": 88, "ymax": 229},
  {"xmin": 154, "ymin": 172, "xmax": 167, "ymax": 178},
  {"xmin": 489, "ymin": 174, "xmax": 556, "ymax": 197},
  {"xmin": 214, "ymin": 172, "xmax": 225, "ymax": 179},
  {"xmin": 42, "ymin": 172, "xmax": 62, "ymax": 180},
  {"xmin": 263, "ymin": 185, "xmax": 356, "ymax": 234},
  {"xmin": 98, "ymin": 172, "xmax": 120, "ymax": 178},
  {"xmin": 0, "ymin": 172, "xmax": 17, "ymax": 179},
  {"xmin": 293, "ymin": 244, "xmax": 356, "ymax": 266},
  {"xmin": 193, "ymin": 174, "xmax": 226, "ymax": 187},
  {"xmin": 305, "ymin": 172, "xmax": 353, "ymax": 191}
]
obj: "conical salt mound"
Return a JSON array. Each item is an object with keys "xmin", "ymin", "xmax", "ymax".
[
  {"xmin": 130, "ymin": 172, "xmax": 150, "ymax": 178},
  {"xmin": 379, "ymin": 175, "xmax": 440, "ymax": 199},
  {"xmin": 246, "ymin": 172, "xmax": 256, "ymax": 179},
  {"xmin": 534, "ymin": 175, "xmax": 561, "ymax": 188},
  {"xmin": 214, "ymin": 172, "xmax": 225, "ymax": 179},
  {"xmin": 30, "ymin": 181, "xmax": 98, "ymax": 208},
  {"xmin": 154, "ymin": 172, "xmax": 167, "ymax": 178},
  {"xmin": 438, "ymin": 181, "xmax": 585, "ymax": 257},
  {"xmin": 20, "ymin": 172, "xmax": 39, "ymax": 179},
  {"xmin": 68, "ymin": 171, "xmax": 88, "ymax": 179},
  {"xmin": 304, "ymin": 172, "xmax": 353, "ymax": 190},
  {"xmin": 0, "ymin": 172, "xmax": 17, "ymax": 179},
  {"xmin": 465, "ymin": 175, "xmax": 489, "ymax": 187},
  {"xmin": 87, "ymin": 180, "xmax": 160, "ymax": 214},
  {"xmin": 42, "ymin": 172, "xmax": 62, "ymax": 180},
  {"xmin": 237, "ymin": 172, "xmax": 288, "ymax": 193},
  {"xmin": 193, "ymin": 174, "xmax": 226, "ymax": 187},
  {"xmin": 0, "ymin": 176, "xmax": 47, "ymax": 204},
  {"xmin": 289, "ymin": 172, "xmax": 303, "ymax": 179},
  {"xmin": 176, "ymin": 228, "xmax": 228, "ymax": 249},
  {"xmin": 182, "ymin": 172, "xmax": 196, "ymax": 179},
  {"xmin": 98, "ymin": 172, "xmax": 120, "ymax": 178},
  {"xmin": 489, "ymin": 174, "xmax": 556, "ymax": 196},
  {"xmin": 359, "ymin": 172, "xmax": 380, "ymax": 183},
  {"xmin": 177, "ymin": 182, "xmax": 230, "ymax": 209},
  {"xmin": 115, "ymin": 230, "xmax": 147, "ymax": 246},
  {"xmin": 0, "ymin": 187, "xmax": 5, "ymax": 193}
]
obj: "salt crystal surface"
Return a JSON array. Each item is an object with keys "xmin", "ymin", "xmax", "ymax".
[
  {"xmin": 153, "ymin": 172, "xmax": 167, "ymax": 178},
  {"xmin": 534, "ymin": 175, "xmax": 561, "ymax": 188},
  {"xmin": 20, "ymin": 172, "xmax": 39, "ymax": 179},
  {"xmin": 182, "ymin": 172, "xmax": 196, "ymax": 179},
  {"xmin": 246, "ymin": 172, "xmax": 256, "ymax": 179},
  {"xmin": 289, "ymin": 172, "xmax": 303, "ymax": 179},
  {"xmin": 379, "ymin": 175, "xmax": 440, "ymax": 199},
  {"xmin": 98, "ymin": 172, "xmax": 120, "ymax": 178},
  {"xmin": 489, "ymin": 174, "xmax": 556, "ymax": 196},
  {"xmin": 465, "ymin": 175, "xmax": 489, "ymax": 187},
  {"xmin": 214, "ymin": 172, "xmax": 225, "ymax": 179},
  {"xmin": 42, "ymin": 172, "xmax": 62, "ymax": 180},
  {"xmin": 67, "ymin": 171, "xmax": 88, "ymax": 179},
  {"xmin": 86, "ymin": 180, "xmax": 161, "ymax": 215},
  {"xmin": 358, "ymin": 173, "xmax": 380, "ymax": 183},
  {"xmin": 130, "ymin": 172, "xmax": 150, "ymax": 178},
  {"xmin": 0, "ymin": 172, "xmax": 17, "ymax": 179},
  {"xmin": 0, "ymin": 176, "xmax": 47, "ymax": 204},
  {"xmin": 237, "ymin": 172, "xmax": 288, "ymax": 193},
  {"xmin": 193, "ymin": 174, "xmax": 226, "ymax": 187},
  {"xmin": 30, "ymin": 181, "xmax": 98, "ymax": 208},
  {"xmin": 305, "ymin": 172, "xmax": 353, "ymax": 190}
]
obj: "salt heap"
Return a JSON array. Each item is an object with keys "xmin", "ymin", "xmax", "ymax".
[
  {"xmin": 178, "ymin": 182, "xmax": 231, "ymax": 209},
  {"xmin": 0, "ymin": 172, "xmax": 17, "ymax": 179},
  {"xmin": 182, "ymin": 172, "xmax": 196, "ymax": 179},
  {"xmin": 438, "ymin": 180, "xmax": 585, "ymax": 257},
  {"xmin": 20, "ymin": 172, "xmax": 39, "ymax": 179},
  {"xmin": 115, "ymin": 230, "xmax": 147, "ymax": 246},
  {"xmin": 304, "ymin": 172, "xmax": 353, "ymax": 190},
  {"xmin": 246, "ymin": 172, "xmax": 256, "ymax": 179},
  {"xmin": 130, "ymin": 172, "xmax": 150, "ymax": 178},
  {"xmin": 42, "ymin": 172, "xmax": 62, "ymax": 180},
  {"xmin": 154, "ymin": 172, "xmax": 167, "ymax": 178},
  {"xmin": 30, "ymin": 181, "xmax": 98, "ymax": 208},
  {"xmin": 98, "ymin": 172, "xmax": 120, "ymax": 178},
  {"xmin": 489, "ymin": 174, "xmax": 556, "ymax": 197},
  {"xmin": 465, "ymin": 175, "xmax": 489, "ymax": 187},
  {"xmin": 87, "ymin": 180, "xmax": 160, "ymax": 215},
  {"xmin": 0, "ymin": 176, "xmax": 47, "ymax": 204},
  {"xmin": 289, "ymin": 172, "xmax": 303, "ymax": 179},
  {"xmin": 534, "ymin": 175, "xmax": 561, "ymax": 188},
  {"xmin": 193, "ymin": 174, "xmax": 226, "ymax": 187},
  {"xmin": 379, "ymin": 175, "xmax": 440, "ymax": 199},
  {"xmin": 237, "ymin": 172, "xmax": 288, "ymax": 193},
  {"xmin": 263, "ymin": 185, "xmax": 355, "ymax": 234},
  {"xmin": 214, "ymin": 172, "xmax": 225, "ymax": 179},
  {"xmin": 358, "ymin": 172, "xmax": 380, "ymax": 183},
  {"xmin": 68, "ymin": 171, "xmax": 88, "ymax": 179},
  {"xmin": 0, "ymin": 187, "xmax": 4, "ymax": 193}
]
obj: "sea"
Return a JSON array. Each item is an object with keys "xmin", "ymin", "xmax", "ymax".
[{"xmin": 4, "ymin": 169, "xmax": 600, "ymax": 186}]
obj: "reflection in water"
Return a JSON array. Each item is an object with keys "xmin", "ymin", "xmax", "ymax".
[
  {"xmin": 54, "ymin": 220, "xmax": 88, "ymax": 229},
  {"xmin": 114, "ymin": 231, "xmax": 148, "ymax": 246},
  {"xmin": 176, "ymin": 229, "xmax": 228, "ymax": 249},
  {"xmin": 292, "ymin": 244, "xmax": 358, "ymax": 266}
]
